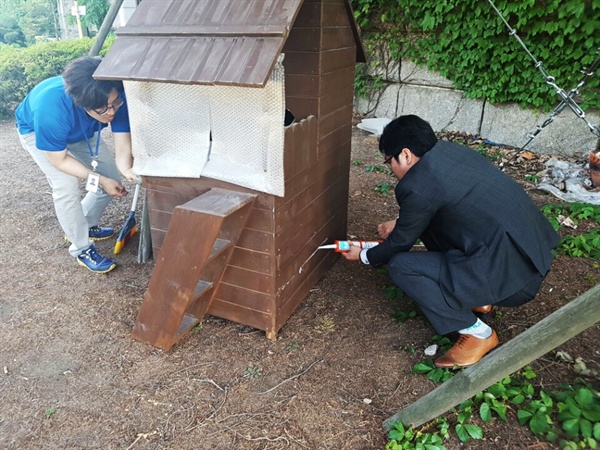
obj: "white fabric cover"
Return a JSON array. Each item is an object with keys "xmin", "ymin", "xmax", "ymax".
[{"xmin": 125, "ymin": 56, "xmax": 286, "ymax": 196}]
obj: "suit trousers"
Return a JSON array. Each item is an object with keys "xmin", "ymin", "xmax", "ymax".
[
  {"xmin": 387, "ymin": 251, "xmax": 544, "ymax": 335},
  {"xmin": 19, "ymin": 132, "xmax": 120, "ymax": 257}
]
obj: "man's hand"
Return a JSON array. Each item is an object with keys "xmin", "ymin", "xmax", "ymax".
[
  {"xmin": 100, "ymin": 176, "xmax": 128, "ymax": 198},
  {"xmin": 341, "ymin": 245, "xmax": 361, "ymax": 261},
  {"xmin": 378, "ymin": 220, "xmax": 396, "ymax": 239}
]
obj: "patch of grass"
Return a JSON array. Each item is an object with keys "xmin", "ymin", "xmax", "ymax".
[
  {"xmin": 45, "ymin": 406, "xmax": 57, "ymax": 419},
  {"xmin": 314, "ymin": 315, "xmax": 335, "ymax": 334},
  {"xmin": 286, "ymin": 341, "xmax": 300, "ymax": 351},
  {"xmin": 244, "ymin": 366, "xmax": 263, "ymax": 380}
]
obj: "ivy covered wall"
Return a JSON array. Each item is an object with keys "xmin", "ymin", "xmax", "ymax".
[{"xmin": 349, "ymin": 0, "xmax": 600, "ymax": 112}]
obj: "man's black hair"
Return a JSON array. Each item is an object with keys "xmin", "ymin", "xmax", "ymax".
[
  {"xmin": 62, "ymin": 56, "xmax": 124, "ymax": 110},
  {"xmin": 378, "ymin": 115, "xmax": 438, "ymax": 158}
]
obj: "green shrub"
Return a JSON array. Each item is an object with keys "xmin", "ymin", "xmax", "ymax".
[{"xmin": 0, "ymin": 36, "xmax": 114, "ymax": 119}]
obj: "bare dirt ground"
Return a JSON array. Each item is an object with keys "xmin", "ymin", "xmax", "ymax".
[{"xmin": 1, "ymin": 117, "xmax": 598, "ymax": 450}]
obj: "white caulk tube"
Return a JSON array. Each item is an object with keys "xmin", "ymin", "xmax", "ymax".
[{"xmin": 318, "ymin": 240, "xmax": 382, "ymax": 253}]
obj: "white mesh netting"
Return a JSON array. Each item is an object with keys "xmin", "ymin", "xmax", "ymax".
[{"xmin": 125, "ymin": 57, "xmax": 286, "ymax": 197}]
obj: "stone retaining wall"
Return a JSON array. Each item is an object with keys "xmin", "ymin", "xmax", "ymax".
[{"xmin": 354, "ymin": 59, "xmax": 599, "ymax": 156}]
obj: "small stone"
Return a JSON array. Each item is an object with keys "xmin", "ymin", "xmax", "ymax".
[
  {"xmin": 363, "ymin": 398, "xmax": 372, "ymax": 404},
  {"xmin": 424, "ymin": 344, "xmax": 438, "ymax": 356}
]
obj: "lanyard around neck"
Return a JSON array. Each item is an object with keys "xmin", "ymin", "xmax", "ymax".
[{"xmin": 81, "ymin": 120, "xmax": 102, "ymax": 171}]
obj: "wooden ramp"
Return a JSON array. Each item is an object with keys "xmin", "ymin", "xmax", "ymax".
[{"xmin": 132, "ymin": 188, "xmax": 257, "ymax": 350}]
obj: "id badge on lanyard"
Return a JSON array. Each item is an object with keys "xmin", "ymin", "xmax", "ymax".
[{"xmin": 83, "ymin": 122, "xmax": 102, "ymax": 193}]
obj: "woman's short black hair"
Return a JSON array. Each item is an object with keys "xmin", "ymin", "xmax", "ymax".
[
  {"xmin": 62, "ymin": 56, "xmax": 124, "ymax": 110},
  {"xmin": 378, "ymin": 115, "xmax": 438, "ymax": 157}
]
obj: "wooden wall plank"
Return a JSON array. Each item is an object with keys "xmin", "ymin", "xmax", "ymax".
[
  {"xmin": 275, "ymin": 247, "xmax": 338, "ymax": 330},
  {"xmin": 284, "ymin": 96, "xmax": 318, "ymax": 122},
  {"xmin": 144, "ymin": 176, "xmax": 274, "ymax": 211},
  {"xmin": 320, "ymin": 66, "xmax": 355, "ymax": 95},
  {"xmin": 210, "ymin": 282, "xmax": 274, "ymax": 313},
  {"xmin": 292, "ymin": 1, "xmax": 321, "ymax": 27},
  {"xmin": 276, "ymin": 199, "xmax": 347, "ymax": 275},
  {"xmin": 207, "ymin": 299, "xmax": 274, "ymax": 334},
  {"xmin": 318, "ymin": 103, "xmax": 354, "ymax": 139},
  {"xmin": 245, "ymin": 207, "xmax": 275, "ymax": 233},
  {"xmin": 283, "ymin": 51, "xmax": 320, "ymax": 75},
  {"xmin": 321, "ymin": 47, "xmax": 356, "ymax": 73},
  {"xmin": 285, "ymin": 73, "xmax": 320, "ymax": 97},
  {"xmin": 230, "ymin": 247, "xmax": 274, "ymax": 276},
  {"xmin": 321, "ymin": 28, "xmax": 355, "ymax": 52},
  {"xmin": 285, "ymin": 27, "xmax": 321, "ymax": 52},
  {"xmin": 322, "ymin": 2, "xmax": 348, "ymax": 27},
  {"xmin": 220, "ymin": 266, "xmax": 275, "ymax": 295},
  {"xmin": 236, "ymin": 228, "xmax": 275, "ymax": 254},
  {"xmin": 320, "ymin": 84, "xmax": 355, "ymax": 118}
]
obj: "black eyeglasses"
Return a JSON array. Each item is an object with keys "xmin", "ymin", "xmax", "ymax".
[
  {"xmin": 93, "ymin": 97, "xmax": 124, "ymax": 116},
  {"xmin": 383, "ymin": 154, "xmax": 394, "ymax": 165}
]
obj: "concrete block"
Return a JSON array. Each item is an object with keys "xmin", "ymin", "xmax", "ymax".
[
  {"xmin": 481, "ymin": 103, "xmax": 600, "ymax": 155},
  {"xmin": 396, "ymin": 85, "xmax": 481, "ymax": 135},
  {"xmin": 400, "ymin": 60, "xmax": 455, "ymax": 89},
  {"xmin": 356, "ymin": 84, "xmax": 482, "ymax": 135},
  {"xmin": 355, "ymin": 83, "xmax": 400, "ymax": 118}
]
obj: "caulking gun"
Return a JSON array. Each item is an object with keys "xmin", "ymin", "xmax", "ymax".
[{"xmin": 317, "ymin": 240, "xmax": 382, "ymax": 253}]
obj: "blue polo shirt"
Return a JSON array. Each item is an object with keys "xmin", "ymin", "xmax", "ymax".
[{"xmin": 15, "ymin": 76, "xmax": 130, "ymax": 151}]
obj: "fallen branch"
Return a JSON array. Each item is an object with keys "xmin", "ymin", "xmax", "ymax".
[{"xmin": 258, "ymin": 358, "xmax": 323, "ymax": 395}]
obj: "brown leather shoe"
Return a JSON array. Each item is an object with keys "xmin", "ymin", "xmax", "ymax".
[
  {"xmin": 472, "ymin": 305, "xmax": 493, "ymax": 314},
  {"xmin": 434, "ymin": 331, "xmax": 499, "ymax": 368}
]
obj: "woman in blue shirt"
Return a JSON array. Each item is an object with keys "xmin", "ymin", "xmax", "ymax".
[{"xmin": 15, "ymin": 56, "xmax": 135, "ymax": 273}]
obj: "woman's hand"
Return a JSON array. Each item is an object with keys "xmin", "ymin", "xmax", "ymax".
[{"xmin": 100, "ymin": 176, "xmax": 128, "ymax": 198}]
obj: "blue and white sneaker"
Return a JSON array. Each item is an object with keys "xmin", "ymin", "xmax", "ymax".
[
  {"xmin": 77, "ymin": 245, "xmax": 117, "ymax": 273},
  {"xmin": 64, "ymin": 226, "xmax": 115, "ymax": 243},
  {"xmin": 88, "ymin": 226, "xmax": 115, "ymax": 241}
]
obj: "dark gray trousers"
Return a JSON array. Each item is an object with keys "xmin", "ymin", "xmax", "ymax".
[{"xmin": 386, "ymin": 251, "xmax": 544, "ymax": 335}]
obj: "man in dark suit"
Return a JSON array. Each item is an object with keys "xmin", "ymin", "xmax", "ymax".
[{"xmin": 343, "ymin": 115, "xmax": 559, "ymax": 368}]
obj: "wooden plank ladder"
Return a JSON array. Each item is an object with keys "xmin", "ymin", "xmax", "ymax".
[{"xmin": 132, "ymin": 188, "xmax": 257, "ymax": 350}]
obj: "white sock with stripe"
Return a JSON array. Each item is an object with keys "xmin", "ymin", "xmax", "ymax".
[{"xmin": 459, "ymin": 318, "xmax": 493, "ymax": 339}]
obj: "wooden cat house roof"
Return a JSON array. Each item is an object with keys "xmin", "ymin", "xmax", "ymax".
[{"xmin": 95, "ymin": 0, "xmax": 366, "ymax": 86}]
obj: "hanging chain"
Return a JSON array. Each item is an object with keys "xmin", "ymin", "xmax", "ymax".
[{"xmin": 486, "ymin": 0, "xmax": 600, "ymax": 149}]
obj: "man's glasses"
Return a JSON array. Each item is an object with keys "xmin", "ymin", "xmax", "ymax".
[
  {"xmin": 93, "ymin": 97, "xmax": 124, "ymax": 116},
  {"xmin": 383, "ymin": 154, "xmax": 394, "ymax": 165}
]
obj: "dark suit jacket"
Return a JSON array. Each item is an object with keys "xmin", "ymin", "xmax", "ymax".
[{"xmin": 366, "ymin": 140, "xmax": 560, "ymax": 308}]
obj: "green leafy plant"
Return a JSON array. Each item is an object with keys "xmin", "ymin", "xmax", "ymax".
[
  {"xmin": 387, "ymin": 419, "xmax": 448, "ymax": 450},
  {"xmin": 559, "ymin": 230, "xmax": 600, "ymax": 259},
  {"xmin": 384, "ymin": 284, "xmax": 404, "ymax": 300},
  {"xmin": 517, "ymin": 390, "xmax": 554, "ymax": 436},
  {"xmin": 525, "ymin": 174, "xmax": 539, "ymax": 183},
  {"xmin": 474, "ymin": 144, "xmax": 502, "ymax": 162},
  {"xmin": 455, "ymin": 403, "xmax": 484, "ymax": 443},
  {"xmin": 541, "ymin": 203, "xmax": 600, "ymax": 259},
  {"xmin": 395, "ymin": 363, "xmax": 600, "ymax": 450},
  {"xmin": 412, "ymin": 359, "xmax": 454, "ymax": 383},
  {"xmin": 554, "ymin": 384, "xmax": 600, "ymax": 447},
  {"xmin": 364, "ymin": 164, "xmax": 391, "ymax": 175},
  {"xmin": 375, "ymin": 181, "xmax": 393, "ymax": 196},
  {"xmin": 44, "ymin": 406, "xmax": 57, "ymax": 419}
]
